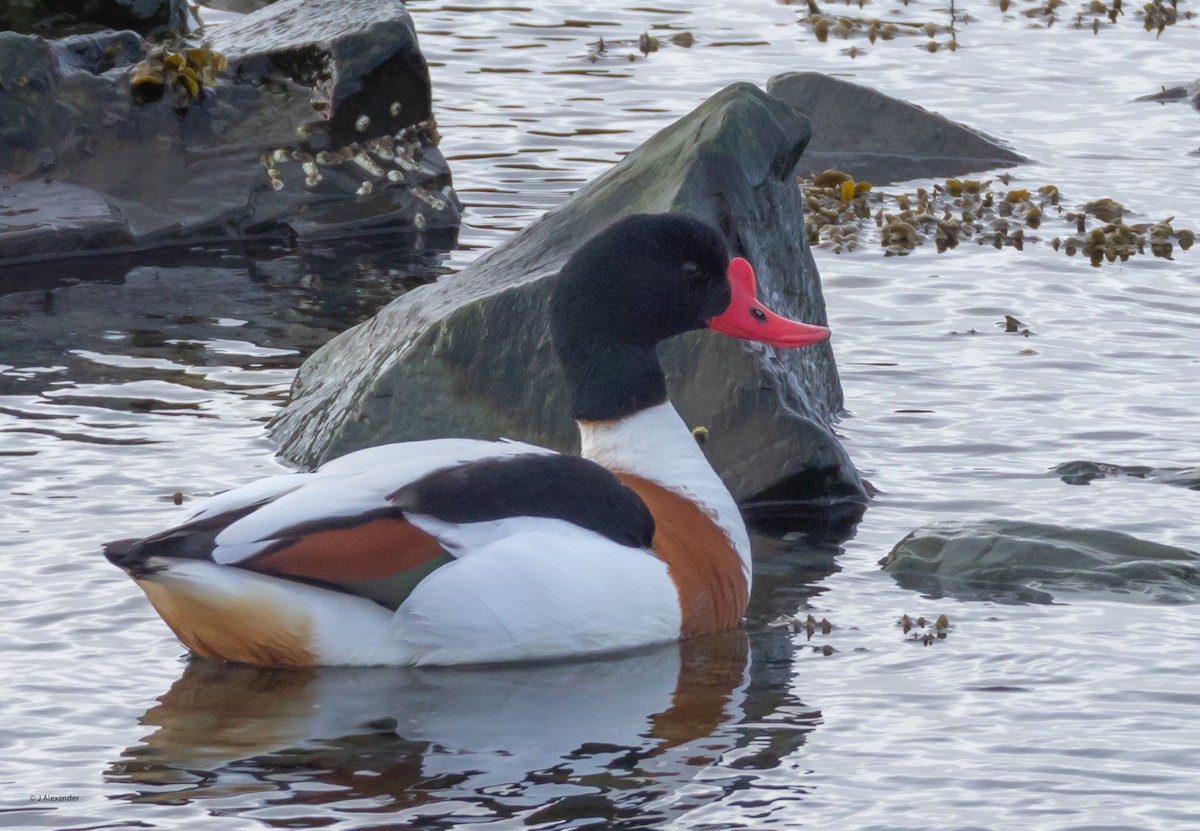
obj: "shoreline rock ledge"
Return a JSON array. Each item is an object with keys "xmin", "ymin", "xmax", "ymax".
[
  {"xmin": 0, "ymin": 0, "xmax": 459, "ymax": 266},
  {"xmin": 270, "ymin": 83, "xmax": 867, "ymax": 504}
]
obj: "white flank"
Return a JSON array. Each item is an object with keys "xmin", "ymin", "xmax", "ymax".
[
  {"xmin": 393, "ymin": 518, "xmax": 682, "ymax": 665},
  {"xmin": 577, "ymin": 401, "xmax": 752, "ymax": 582}
]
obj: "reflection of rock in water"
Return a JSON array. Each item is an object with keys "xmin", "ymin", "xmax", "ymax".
[
  {"xmin": 742, "ymin": 498, "xmax": 864, "ymax": 628},
  {"xmin": 882, "ymin": 519, "xmax": 1200, "ymax": 605},
  {"xmin": 105, "ymin": 632, "xmax": 820, "ymax": 825},
  {"xmin": 0, "ymin": 240, "xmax": 451, "ymax": 398}
]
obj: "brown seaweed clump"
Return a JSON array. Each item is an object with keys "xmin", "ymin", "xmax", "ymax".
[
  {"xmin": 897, "ymin": 613, "xmax": 950, "ymax": 646},
  {"xmin": 130, "ymin": 46, "xmax": 228, "ymax": 109},
  {"xmin": 800, "ymin": 170, "xmax": 1195, "ymax": 266},
  {"xmin": 798, "ymin": 0, "xmax": 1192, "ymax": 56}
]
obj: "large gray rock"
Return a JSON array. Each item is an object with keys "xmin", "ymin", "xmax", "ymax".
[
  {"xmin": 0, "ymin": 0, "xmax": 458, "ymax": 266},
  {"xmin": 270, "ymin": 83, "xmax": 866, "ymax": 503},
  {"xmin": 767, "ymin": 71, "xmax": 1025, "ymax": 185}
]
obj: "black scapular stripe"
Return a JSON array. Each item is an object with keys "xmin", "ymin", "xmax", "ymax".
[
  {"xmin": 102, "ymin": 501, "xmax": 269, "ymax": 576},
  {"xmin": 388, "ymin": 454, "xmax": 656, "ymax": 549}
]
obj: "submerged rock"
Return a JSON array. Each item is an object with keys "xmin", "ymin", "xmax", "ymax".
[
  {"xmin": 0, "ymin": 0, "xmax": 458, "ymax": 267},
  {"xmin": 270, "ymin": 83, "xmax": 865, "ymax": 503},
  {"xmin": 882, "ymin": 520, "xmax": 1200, "ymax": 604},
  {"xmin": 1136, "ymin": 80, "xmax": 1200, "ymax": 110},
  {"xmin": 1053, "ymin": 460, "xmax": 1200, "ymax": 490},
  {"xmin": 767, "ymin": 71, "xmax": 1026, "ymax": 186}
]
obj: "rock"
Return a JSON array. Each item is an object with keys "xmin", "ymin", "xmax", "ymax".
[
  {"xmin": 0, "ymin": 0, "xmax": 191, "ymax": 37},
  {"xmin": 270, "ymin": 83, "xmax": 866, "ymax": 504},
  {"xmin": 1053, "ymin": 460, "xmax": 1200, "ymax": 490},
  {"xmin": 881, "ymin": 519, "xmax": 1200, "ymax": 604},
  {"xmin": 1136, "ymin": 80, "xmax": 1200, "ymax": 110},
  {"xmin": 767, "ymin": 71, "xmax": 1026, "ymax": 185},
  {"xmin": 0, "ymin": 0, "xmax": 458, "ymax": 268},
  {"xmin": 0, "ymin": 179, "xmax": 134, "ymax": 263}
]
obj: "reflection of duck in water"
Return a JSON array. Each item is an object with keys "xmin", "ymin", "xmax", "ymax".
[
  {"xmin": 104, "ymin": 214, "xmax": 830, "ymax": 666},
  {"xmin": 106, "ymin": 632, "xmax": 815, "ymax": 825}
]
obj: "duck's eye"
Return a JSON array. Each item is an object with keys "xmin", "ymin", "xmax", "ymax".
[{"xmin": 681, "ymin": 261, "xmax": 703, "ymax": 282}]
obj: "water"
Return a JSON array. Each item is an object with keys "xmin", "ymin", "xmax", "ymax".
[{"xmin": 3, "ymin": 1, "xmax": 1199, "ymax": 828}]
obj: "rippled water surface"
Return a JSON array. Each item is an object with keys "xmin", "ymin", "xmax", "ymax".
[{"xmin": 3, "ymin": 1, "xmax": 1199, "ymax": 829}]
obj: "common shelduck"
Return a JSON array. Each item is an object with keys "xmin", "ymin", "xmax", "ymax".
[{"xmin": 104, "ymin": 214, "xmax": 830, "ymax": 666}]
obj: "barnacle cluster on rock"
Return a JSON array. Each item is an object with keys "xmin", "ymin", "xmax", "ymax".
[
  {"xmin": 260, "ymin": 116, "xmax": 454, "ymax": 226},
  {"xmin": 801, "ymin": 170, "xmax": 1195, "ymax": 265},
  {"xmin": 130, "ymin": 46, "xmax": 228, "ymax": 109}
]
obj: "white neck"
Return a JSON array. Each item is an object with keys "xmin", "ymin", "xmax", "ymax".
[{"xmin": 577, "ymin": 402, "xmax": 752, "ymax": 582}]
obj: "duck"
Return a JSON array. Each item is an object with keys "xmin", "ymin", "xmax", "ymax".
[{"xmin": 104, "ymin": 213, "xmax": 831, "ymax": 667}]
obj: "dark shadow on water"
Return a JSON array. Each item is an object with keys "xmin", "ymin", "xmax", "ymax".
[
  {"xmin": 742, "ymin": 497, "xmax": 865, "ymax": 548},
  {"xmin": 743, "ymin": 497, "xmax": 866, "ymax": 626}
]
